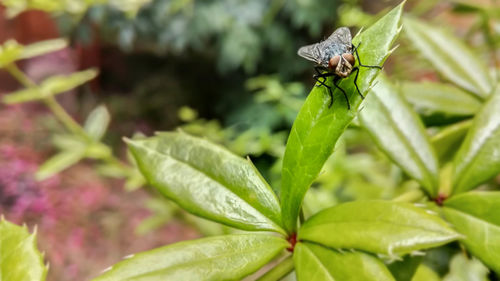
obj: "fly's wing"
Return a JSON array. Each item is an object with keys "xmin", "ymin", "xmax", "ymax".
[
  {"xmin": 323, "ymin": 27, "xmax": 353, "ymax": 54},
  {"xmin": 297, "ymin": 43, "xmax": 321, "ymax": 64}
]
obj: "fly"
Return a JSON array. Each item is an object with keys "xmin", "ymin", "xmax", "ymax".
[{"xmin": 298, "ymin": 27, "xmax": 382, "ymax": 109}]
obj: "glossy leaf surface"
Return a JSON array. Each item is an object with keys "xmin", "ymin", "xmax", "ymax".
[
  {"xmin": 299, "ymin": 201, "xmax": 459, "ymax": 257},
  {"xmin": 127, "ymin": 132, "xmax": 284, "ymax": 233},
  {"xmin": 0, "ymin": 218, "xmax": 47, "ymax": 281},
  {"xmin": 84, "ymin": 105, "xmax": 111, "ymax": 141},
  {"xmin": 93, "ymin": 234, "xmax": 288, "ymax": 281},
  {"xmin": 404, "ymin": 17, "xmax": 494, "ymax": 98},
  {"xmin": 453, "ymin": 89, "xmax": 500, "ymax": 194},
  {"xmin": 401, "ymin": 81, "xmax": 481, "ymax": 117},
  {"xmin": 360, "ymin": 75, "xmax": 439, "ymax": 196},
  {"xmin": 294, "ymin": 242, "xmax": 394, "ymax": 281},
  {"xmin": 280, "ymin": 2, "xmax": 403, "ymax": 233},
  {"xmin": 443, "ymin": 192, "xmax": 500, "ymax": 272}
]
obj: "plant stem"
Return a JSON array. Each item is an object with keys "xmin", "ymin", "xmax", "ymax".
[
  {"xmin": 392, "ymin": 189, "xmax": 425, "ymax": 203},
  {"xmin": 6, "ymin": 62, "xmax": 133, "ymax": 178},
  {"xmin": 5, "ymin": 63, "xmax": 36, "ymax": 87},
  {"xmin": 6, "ymin": 63, "xmax": 90, "ymax": 139},
  {"xmin": 256, "ymin": 255, "xmax": 294, "ymax": 281},
  {"xmin": 45, "ymin": 96, "xmax": 91, "ymax": 139}
]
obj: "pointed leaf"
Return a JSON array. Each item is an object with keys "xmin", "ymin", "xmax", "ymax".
[
  {"xmin": 404, "ymin": 17, "xmax": 494, "ymax": 98},
  {"xmin": 281, "ymin": 2, "xmax": 404, "ymax": 233},
  {"xmin": 401, "ymin": 81, "xmax": 482, "ymax": 117},
  {"xmin": 20, "ymin": 39, "xmax": 68, "ymax": 60},
  {"xmin": 3, "ymin": 69, "xmax": 99, "ymax": 104},
  {"xmin": 84, "ymin": 105, "xmax": 111, "ymax": 141},
  {"xmin": 41, "ymin": 69, "xmax": 98, "ymax": 96},
  {"xmin": 431, "ymin": 120, "xmax": 472, "ymax": 164},
  {"xmin": 360, "ymin": 75, "xmax": 439, "ymax": 196},
  {"xmin": 93, "ymin": 234, "xmax": 288, "ymax": 281},
  {"xmin": 126, "ymin": 132, "xmax": 284, "ymax": 233},
  {"xmin": 0, "ymin": 218, "xmax": 47, "ymax": 281},
  {"xmin": 299, "ymin": 201, "xmax": 459, "ymax": 257},
  {"xmin": 2, "ymin": 87, "xmax": 43, "ymax": 104},
  {"xmin": 294, "ymin": 242, "xmax": 395, "ymax": 281},
  {"xmin": 443, "ymin": 191, "xmax": 500, "ymax": 272},
  {"xmin": 452, "ymin": 88, "xmax": 500, "ymax": 194},
  {"xmin": 36, "ymin": 149, "xmax": 86, "ymax": 180}
]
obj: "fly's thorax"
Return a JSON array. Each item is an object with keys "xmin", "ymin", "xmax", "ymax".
[{"xmin": 328, "ymin": 53, "xmax": 355, "ymax": 78}]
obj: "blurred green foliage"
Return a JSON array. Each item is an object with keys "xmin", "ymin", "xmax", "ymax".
[{"xmin": 3, "ymin": 0, "xmax": 500, "ymax": 278}]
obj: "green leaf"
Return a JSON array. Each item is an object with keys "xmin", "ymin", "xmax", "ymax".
[
  {"xmin": 2, "ymin": 69, "xmax": 98, "ymax": 104},
  {"xmin": 126, "ymin": 132, "xmax": 284, "ymax": 234},
  {"xmin": 442, "ymin": 254, "xmax": 489, "ymax": 281},
  {"xmin": 299, "ymin": 201, "xmax": 459, "ymax": 257},
  {"xmin": 21, "ymin": 39, "xmax": 68, "ymax": 60},
  {"xmin": 443, "ymin": 191, "xmax": 500, "ymax": 272},
  {"xmin": 401, "ymin": 81, "xmax": 482, "ymax": 117},
  {"xmin": 93, "ymin": 234, "xmax": 288, "ymax": 281},
  {"xmin": 445, "ymin": 191, "xmax": 500, "ymax": 226},
  {"xmin": 360, "ymin": 75, "xmax": 439, "ymax": 196},
  {"xmin": 452, "ymin": 88, "xmax": 500, "ymax": 194},
  {"xmin": 294, "ymin": 242, "xmax": 395, "ymax": 281},
  {"xmin": 431, "ymin": 120, "xmax": 472, "ymax": 164},
  {"xmin": 36, "ymin": 149, "xmax": 85, "ymax": 180},
  {"xmin": 387, "ymin": 255, "xmax": 423, "ymax": 281},
  {"xmin": 280, "ymin": 2, "xmax": 404, "ymax": 233},
  {"xmin": 403, "ymin": 17, "xmax": 494, "ymax": 98},
  {"xmin": 2, "ymin": 87, "xmax": 43, "ymax": 104},
  {"xmin": 0, "ymin": 40, "xmax": 23, "ymax": 68},
  {"xmin": 0, "ymin": 217, "xmax": 47, "ymax": 281},
  {"xmin": 411, "ymin": 264, "xmax": 440, "ymax": 281},
  {"xmin": 41, "ymin": 69, "xmax": 98, "ymax": 96},
  {"xmin": 84, "ymin": 105, "xmax": 111, "ymax": 141}
]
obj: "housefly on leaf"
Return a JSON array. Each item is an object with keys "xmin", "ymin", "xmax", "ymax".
[{"xmin": 298, "ymin": 27, "xmax": 382, "ymax": 109}]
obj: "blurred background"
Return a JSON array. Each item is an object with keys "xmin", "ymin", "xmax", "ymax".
[{"xmin": 0, "ymin": 0, "xmax": 498, "ymax": 280}]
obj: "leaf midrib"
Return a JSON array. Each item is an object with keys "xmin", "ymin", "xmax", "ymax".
[
  {"xmin": 134, "ymin": 140, "xmax": 282, "ymax": 229},
  {"xmin": 302, "ymin": 218, "xmax": 455, "ymax": 237},
  {"xmin": 302, "ymin": 245, "xmax": 336, "ymax": 281},
  {"xmin": 444, "ymin": 206, "xmax": 500, "ymax": 229},
  {"xmin": 128, "ymin": 242, "xmax": 284, "ymax": 279},
  {"xmin": 370, "ymin": 93, "xmax": 435, "ymax": 190},
  {"xmin": 455, "ymin": 116, "xmax": 500, "ymax": 192}
]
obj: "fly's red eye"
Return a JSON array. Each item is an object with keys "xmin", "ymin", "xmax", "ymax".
[
  {"xmin": 328, "ymin": 55, "xmax": 340, "ymax": 69},
  {"xmin": 342, "ymin": 53, "xmax": 355, "ymax": 66}
]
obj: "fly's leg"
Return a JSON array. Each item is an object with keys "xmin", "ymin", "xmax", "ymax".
[
  {"xmin": 351, "ymin": 67, "xmax": 363, "ymax": 99},
  {"xmin": 313, "ymin": 66, "xmax": 335, "ymax": 108},
  {"xmin": 313, "ymin": 73, "xmax": 335, "ymax": 108},
  {"xmin": 313, "ymin": 66, "xmax": 331, "ymax": 87},
  {"xmin": 333, "ymin": 76, "xmax": 350, "ymax": 110},
  {"xmin": 352, "ymin": 42, "xmax": 383, "ymax": 69}
]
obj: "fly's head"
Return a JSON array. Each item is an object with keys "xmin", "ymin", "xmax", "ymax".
[{"xmin": 329, "ymin": 53, "xmax": 355, "ymax": 78}]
